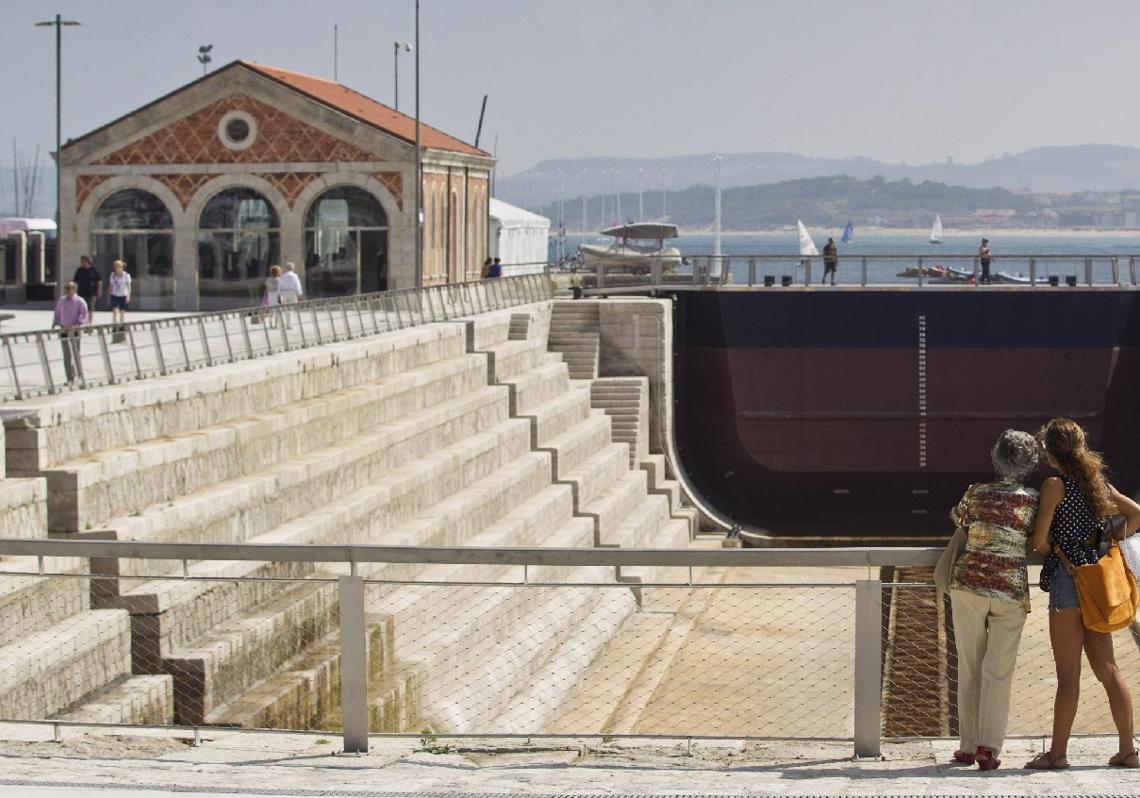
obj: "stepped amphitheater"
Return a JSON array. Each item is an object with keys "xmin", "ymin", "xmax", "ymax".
[{"xmin": 0, "ymin": 295, "xmax": 709, "ymax": 734}]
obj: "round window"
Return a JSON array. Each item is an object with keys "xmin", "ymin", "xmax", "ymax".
[{"xmin": 217, "ymin": 110, "xmax": 257, "ymax": 151}]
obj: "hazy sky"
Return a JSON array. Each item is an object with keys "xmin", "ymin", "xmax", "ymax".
[{"xmin": 4, "ymin": 0, "xmax": 1140, "ymax": 176}]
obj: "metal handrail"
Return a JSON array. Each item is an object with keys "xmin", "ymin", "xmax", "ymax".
[
  {"xmin": 579, "ymin": 253, "xmax": 1140, "ymax": 291},
  {"xmin": 0, "ymin": 273, "xmax": 552, "ymax": 402}
]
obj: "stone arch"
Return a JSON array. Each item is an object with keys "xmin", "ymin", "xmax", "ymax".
[
  {"xmin": 292, "ymin": 172, "xmax": 400, "ymax": 233},
  {"xmin": 77, "ymin": 174, "xmax": 186, "ymax": 245},
  {"xmin": 184, "ymin": 173, "xmax": 290, "ymax": 231}
]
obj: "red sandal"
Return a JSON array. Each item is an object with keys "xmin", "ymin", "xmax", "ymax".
[
  {"xmin": 951, "ymin": 749, "xmax": 976, "ymax": 764},
  {"xmin": 975, "ymin": 746, "xmax": 1001, "ymax": 771}
]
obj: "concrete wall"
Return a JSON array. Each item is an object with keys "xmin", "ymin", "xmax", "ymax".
[{"xmin": 597, "ymin": 299, "xmax": 672, "ymax": 456}]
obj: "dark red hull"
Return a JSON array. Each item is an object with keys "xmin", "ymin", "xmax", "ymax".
[{"xmin": 675, "ymin": 290, "xmax": 1140, "ymax": 537}]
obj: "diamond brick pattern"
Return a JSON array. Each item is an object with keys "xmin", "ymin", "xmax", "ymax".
[
  {"xmin": 154, "ymin": 174, "xmax": 218, "ymax": 209},
  {"xmin": 372, "ymin": 171, "xmax": 403, "ymax": 210},
  {"xmin": 264, "ymin": 173, "xmax": 319, "ymax": 208},
  {"xmin": 96, "ymin": 93, "xmax": 377, "ymax": 167},
  {"xmin": 75, "ymin": 175, "xmax": 110, "ymax": 210}
]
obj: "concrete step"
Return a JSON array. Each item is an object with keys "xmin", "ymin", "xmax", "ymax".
[
  {"xmin": 0, "ymin": 609, "xmax": 132, "ymax": 720},
  {"xmin": 5, "ymin": 324, "xmax": 471, "ymax": 474},
  {"xmin": 0, "ymin": 556, "xmax": 89, "ymax": 647},
  {"xmin": 0, "ymin": 478, "xmax": 48, "ymax": 539},
  {"xmin": 56, "ymin": 674, "xmax": 174, "ymax": 725},
  {"xmin": 45, "ymin": 353, "xmax": 492, "ymax": 533},
  {"xmin": 561, "ymin": 442, "xmax": 631, "ymax": 510},
  {"xmin": 499, "ymin": 360, "xmax": 571, "ymax": 416},
  {"xmin": 103, "ymin": 384, "xmax": 514, "ymax": 577},
  {"xmin": 525, "ymin": 385, "xmax": 593, "ymax": 448},
  {"xmin": 485, "ymin": 338, "xmax": 563, "ymax": 383},
  {"xmin": 117, "ymin": 418, "xmax": 537, "ymax": 663},
  {"xmin": 163, "ymin": 580, "xmax": 339, "ymax": 725},
  {"xmin": 542, "ymin": 411, "xmax": 612, "ymax": 480},
  {"xmin": 611, "ymin": 494, "xmax": 671, "ymax": 550},
  {"xmin": 586, "ymin": 469, "xmax": 650, "ymax": 547},
  {"xmin": 617, "ymin": 519, "xmax": 694, "ymax": 587}
]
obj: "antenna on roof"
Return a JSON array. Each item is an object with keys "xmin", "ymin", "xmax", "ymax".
[
  {"xmin": 474, "ymin": 94, "xmax": 488, "ymax": 149},
  {"xmin": 333, "ymin": 23, "xmax": 338, "ymax": 81}
]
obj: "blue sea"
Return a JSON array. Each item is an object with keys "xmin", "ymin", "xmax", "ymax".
[{"xmin": 553, "ymin": 233, "xmax": 1140, "ymax": 285}]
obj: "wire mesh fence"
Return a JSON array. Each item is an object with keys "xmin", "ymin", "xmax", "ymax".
[
  {"xmin": 0, "ymin": 273, "xmax": 552, "ymax": 401},
  {"xmin": 0, "ymin": 543, "xmax": 1138, "ymax": 755}
]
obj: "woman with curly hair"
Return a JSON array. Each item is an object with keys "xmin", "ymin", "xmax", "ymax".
[{"xmin": 1026, "ymin": 418, "xmax": 1140, "ymax": 770}]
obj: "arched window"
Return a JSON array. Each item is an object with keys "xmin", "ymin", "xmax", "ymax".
[
  {"xmin": 304, "ymin": 186, "xmax": 389, "ymax": 297},
  {"xmin": 90, "ymin": 189, "xmax": 174, "ymax": 310},
  {"xmin": 197, "ymin": 187, "xmax": 280, "ymax": 309}
]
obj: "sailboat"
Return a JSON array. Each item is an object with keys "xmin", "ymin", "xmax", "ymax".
[
  {"xmin": 841, "ymin": 220, "xmax": 854, "ymax": 244},
  {"xmin": 797, "ymin": 220, "xmax": 819, "ymax": 256},
  {"xmin": 929, "ymin": 214, "xmax": 944, "ymax": 244}
]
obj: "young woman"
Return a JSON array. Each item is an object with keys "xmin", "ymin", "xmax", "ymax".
[
  {"xmin": 108, "ymin": 260, "xmax": 132, "ymax": 339},
  {"xmin": 264, "ymin": 265, "xmax": 281, "ymax": 327},
  {"xmin": 1026, "ymin": 418, "xmax": 1140, "ymax": 770}
]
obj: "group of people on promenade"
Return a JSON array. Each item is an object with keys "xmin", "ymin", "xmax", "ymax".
[
  {"xmin": 817, "ymin": 236, "xmax": 992, "ymax": 284},
  {"xmin": 947, "ymin": 420, "xmax": 1140, "ymax": 771},
  {"xmin": 261, "ymin": 262, "xmax": 305, "ymax": 327}
]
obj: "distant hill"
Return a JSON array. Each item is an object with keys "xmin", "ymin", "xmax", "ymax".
[
  {"xmin": 537, "ymin": 175, "xmax": 1042, "ymax": 231},
  {"xmin": 504, "ymin": 144, "xmax": 1140, "ymax": 202}
]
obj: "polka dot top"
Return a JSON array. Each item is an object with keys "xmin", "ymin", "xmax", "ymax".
[{"xmin": 1040, "ymin": 475, "xmax": 1106, "ymax": 592}]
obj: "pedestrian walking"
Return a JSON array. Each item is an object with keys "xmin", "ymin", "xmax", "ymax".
[
  {"xmin": 276, "ymin": 262, "xmax": 303, "ymax": 328},
  {"xmin": 52, "ymin": 281, "xmax": 88, "ymax": 385},
  {"xmin": 264, "ymin": 265, "xmax": 281, "ymax": 327},
  {"xmin": 73, "ymin": 255, "xmax": 101, "ymax": 325},
  {"xmin": 108, "ymin": 260, "xmax": 132, "ymax": 342}
]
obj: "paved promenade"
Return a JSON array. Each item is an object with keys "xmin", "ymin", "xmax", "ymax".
[{"xmin": 1, "ymin": 724, "xmax": 1139, "ymax": 797}]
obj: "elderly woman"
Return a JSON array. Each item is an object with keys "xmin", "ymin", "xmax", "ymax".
[{"xmin": 948, "ymin": 429, "xmax": 1040, "ymax": 771}]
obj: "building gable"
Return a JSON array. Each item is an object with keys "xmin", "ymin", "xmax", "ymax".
[{"xmin": 94, "ymin": 92, "xmax": 378, "ymax": 167}]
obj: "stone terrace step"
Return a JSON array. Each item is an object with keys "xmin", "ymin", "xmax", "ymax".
[
  {"xmin": 560, "ymin": 442, "xmax": 632, "ymax": 510},
  {"xmin": 0, "ymin": 557, "xmax": 89, "ymax": 646},
  {"xmin": 585, "ymin": 470, "xmax": 650, "ymax": 547},
  {"xmin": 0, "ymin": 609, "xmax": 132, "ymax": 719},
  {"xmin": 498, "ymin": 360, "xmax": 571, "ymax": 416},
  {"xmin": 46, "ymin": 353, "xmax": 493, "ymax": 533},
  {"xmin": 102, "ymin": 383, "xmax": 513, "ymax": 580},
  {"xmin": 57, "ymin": 674, "xmax": 174, "ymax": 725},
  {"xmin": 543, "ymin": 413, "xmax": 615, "ymax": 482},
  {"xmin": 118, "ymin": 416, "xmax": 536, "ymax": 664},
  {"xmin": 0, "ymin": 478, "xmax": 47, "ymax": 539},
  {"xmin": 4, "ymin": 323, "xmax": 471, "ymax": 474}
]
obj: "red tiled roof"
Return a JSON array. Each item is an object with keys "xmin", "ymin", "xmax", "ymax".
[{"xmin": 241, "ymin": 61, "xmax": 490, "ymax": 158}]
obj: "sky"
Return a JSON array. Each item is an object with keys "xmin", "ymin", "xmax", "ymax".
[{"xmin": 3, "ymin": 0, "xmax": 1140, "ymax": 179}]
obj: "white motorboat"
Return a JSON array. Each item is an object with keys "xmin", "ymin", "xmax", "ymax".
[{"xmin": 578, "ymin": 222, "xmax": 683, "ymax": 273}]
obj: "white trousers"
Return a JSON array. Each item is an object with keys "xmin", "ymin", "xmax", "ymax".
[{"xmin": 949, "ymin": 589, "xmax": 1028, "ymax": 756}]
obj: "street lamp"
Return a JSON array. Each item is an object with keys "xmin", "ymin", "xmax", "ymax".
[
  {"xmin": 394, "ymin": 40, "xmax": 412, "ymax": 112},
  {"xmin": 35, "ymin": 13, "xmax": 81, "ymax": 289},
  {"xmin": 197, "ymin": 44, "xmax": 213, "ymax": 76}
]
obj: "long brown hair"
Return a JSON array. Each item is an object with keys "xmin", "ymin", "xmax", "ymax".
[{"xmin": 1037, "ymin": 418, "xmax": 1115, "ymax": 518}]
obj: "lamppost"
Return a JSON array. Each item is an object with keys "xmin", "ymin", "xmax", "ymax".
[
  {"xmin": 197, "ymin": 44, "xmax": 213, "ymax": 76},
  {"xmin": 412, "ymin": 1, "xmax": 422, "ymax": 287},
  {"xmin": 713, "ymin": 156, "xmax": 722, "ymax": 258},
  {"xmin": 661, "ymin": 168, "xmax": 667, "ymax": 220},
  {"xmin": 394, "ymin": 40, "xmax": 411, "ymax": 112},
  {"xmin": 35, "ymin": 13, "xmax": 81, "ymax": 290}
]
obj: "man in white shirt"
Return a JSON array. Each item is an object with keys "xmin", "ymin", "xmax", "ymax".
[{"xmin": 276, "ymin": 262, "xmax": 304, "ymax": 328}]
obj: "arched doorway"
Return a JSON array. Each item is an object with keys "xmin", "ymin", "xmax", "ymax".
[
  {"xmin": 90, "ymin": 189, "xmax": 175, "ymax": 310},
  {"xmin": 197, "ymin": 187, "xmax": 280, "ymax": 309},
  {"xmin": 304, "ymin": 186, "xmax": 389, "ymax": 298}
]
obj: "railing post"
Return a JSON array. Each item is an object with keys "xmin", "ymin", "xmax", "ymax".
[
  {"xmin": 1131, "ymin": 256, "xmax": 1137, "ymax": 286},
  {"xmin": 748, "ymin": 257, "xmax": 756, "ymax": 286},
  {"xmin": 861, "ymin": 257, "xmax": 867, "ymax": 287},
  {"xmin": 151, "ymin": 323, "xmax": 169, "ymax": 375},
  {"xmin": 338, "ymin": 572, "xmax": 369, "ymax": 754},
  {"xmin": 917, "ymin": 257, "xmax": 924, "ymax": 288},
  {"xmin": 1029, "ymin": 258, "xmax": 1037, "ymax": 289},
  {"xmin": 803, "ymin": 258, "xmax": 812, "ymax": 286},
  {"xmin": 854, "ymin": 578, "xmax": 883, "ymax": 758},
  {"xmin": 1084, "ymin": 257, "xmax": 1093, "ymax": 286}
]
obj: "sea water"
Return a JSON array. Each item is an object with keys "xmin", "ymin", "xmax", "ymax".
[{"xmin": 556, "ymin": 233, "xmax": 1140, "ymax": 285}]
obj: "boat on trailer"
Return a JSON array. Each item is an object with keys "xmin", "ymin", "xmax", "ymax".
[{"xmin": 578, "ymin": 222, "xmax": 683, "ymax": 274}]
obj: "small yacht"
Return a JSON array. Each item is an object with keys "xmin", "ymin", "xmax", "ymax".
[
  {"xmin": 578, "ymin": 222, "xmax": 683, "ymax": 274},
  {"xmin": 929, "ymin": 215, "xmax": 944, "ymax": 244}
]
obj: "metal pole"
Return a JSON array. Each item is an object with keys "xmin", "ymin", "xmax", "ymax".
[
  {"xmin": 854, "ymin": 578, "xmax": 883, "ymax": 758},
  {"xmin": 713, "ymin": 156, "xmax": 722, "ymax": 259},
  {"xmin": 413, "ymin": 4, "xmax": 422, "ymax": 288},
  {"xmin": 393, "ymin": 43, "xmax": 398, "ymax": 111},
  {"xmin": 661, "ymin": 168, "xmax": 667, "ymax": 220},
  {"xmin": 638, "ymin": 168, "xmax": 643, "ymax": 222},
  {"xmin": 338, "ymin": 573, "xmax": 368, "ymax": 753}
]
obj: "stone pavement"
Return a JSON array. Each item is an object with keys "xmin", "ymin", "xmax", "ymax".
[{"xmin": 1, "ymin": 724, "xmax": 1139, "ymax": 797}]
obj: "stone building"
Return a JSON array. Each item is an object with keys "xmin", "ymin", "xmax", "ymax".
[{"xmin": 58, "ymin": 61, "xmax": 494, "ymax": 310}]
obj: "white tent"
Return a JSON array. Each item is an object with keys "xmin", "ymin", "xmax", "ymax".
[{"xmin": 489, "ymin": 198, "xmax": 550, "ymax": 275}]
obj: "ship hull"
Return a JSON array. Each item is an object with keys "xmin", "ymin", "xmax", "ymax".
[{"xmin": 674, "ymin": 289, "xmax": 1140, "ymax": 538}]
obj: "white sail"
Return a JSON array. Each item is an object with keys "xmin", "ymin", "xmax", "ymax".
[
  {"xmin": 797, "ymin": 220, "xmax": 819, "ymax": 256},
  {"xmin": 929, "ymin": 214, "xmax": 944, "ymax": 244}
]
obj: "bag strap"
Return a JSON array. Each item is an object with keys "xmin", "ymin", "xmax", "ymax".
[{"xmin": 1054, "ymin": 544, "xmax": 1077, "ymax": 575}]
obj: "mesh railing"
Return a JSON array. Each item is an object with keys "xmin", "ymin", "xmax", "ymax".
[
  {"xmin": 0, "ymin": 273, "xmax": 551, "ymax": 401},
  {"xmin": 0, "ymin": 540, "xmax": 1137, "ymax": 756}
]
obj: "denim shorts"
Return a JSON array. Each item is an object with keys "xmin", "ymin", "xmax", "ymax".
[
  {"xmin": 110, "ymin": 295, "xmax": 129, "ymax": 311},
  {"xmin": 1048, "ymin": 563, "xmax": 1081, "ymax": 611}
]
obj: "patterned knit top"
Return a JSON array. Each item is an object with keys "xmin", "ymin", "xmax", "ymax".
[
  {"xmin": 1040, "ymin": 475, "xmax": 1106, "ymax": 593},
  {"xmin": 949, "ymin": 480, "xmax": 1040, "ymax": 611}
]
